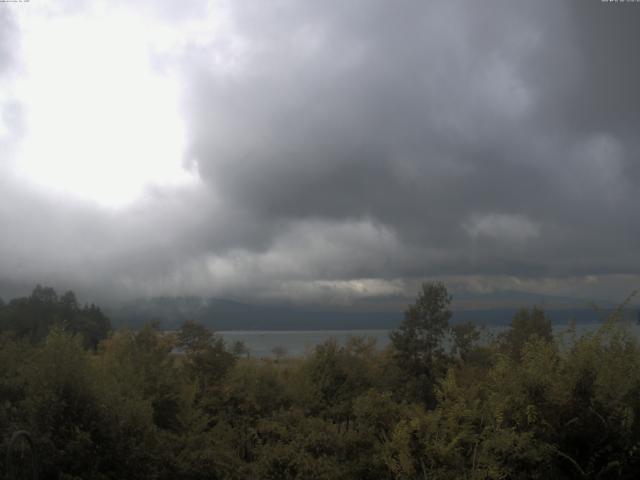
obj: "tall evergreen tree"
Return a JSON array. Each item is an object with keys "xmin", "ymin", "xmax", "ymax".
[{"xmin": 390, "ymin": 281, "xmax": 452, "ymax": 407}]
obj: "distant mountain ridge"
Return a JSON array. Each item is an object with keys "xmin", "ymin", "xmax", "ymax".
[
  {"xmin": 451, "ymin": 289, "xmax": 615, "ymax": 310},
  {"xmin": 107, "ymin": 296, "xmax": 403, "ymax": 330},
  {"xmin": 106, "ymin": 293, "xmax": 634, "ymax": 331}
]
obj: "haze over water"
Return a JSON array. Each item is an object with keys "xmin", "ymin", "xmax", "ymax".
[{"xmin": 220, "ymin": 321, "xmax": 640, "ymax": 358}]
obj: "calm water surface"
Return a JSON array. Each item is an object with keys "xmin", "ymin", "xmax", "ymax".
[{"xmin": 219, "ymin": 322, "xmax": 640, "ymax": 358}]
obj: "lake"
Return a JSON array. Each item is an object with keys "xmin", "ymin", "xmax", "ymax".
[{"xmin": 218, "ymin": 321, "xmax": 640, "ymax": 358}]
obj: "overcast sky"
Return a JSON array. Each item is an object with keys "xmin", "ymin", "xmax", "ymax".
[{"xmin": 0, "ymin": 0, "xmax": 639, "ymax": 306}]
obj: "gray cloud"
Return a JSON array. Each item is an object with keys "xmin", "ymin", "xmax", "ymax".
[
  {"xmin": 0, "ymin": 9, "xmax": 16, "ymax": 74},
  {"xmin": 0, "ymin": 0, "xmax": 639, "ymax": 304},
  {"xmin": 183, "ymin": 0, "xmax": 640, "ymax": 276}
]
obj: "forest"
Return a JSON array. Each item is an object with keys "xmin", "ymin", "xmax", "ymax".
[{"xmin": 1, "ymin": 283, "xmax": 640, "ymax": 479}]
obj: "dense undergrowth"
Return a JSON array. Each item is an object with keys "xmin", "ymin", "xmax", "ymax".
[{"xmin": 1, "ymin": 284, "xmax": 640, "ymax": 479}]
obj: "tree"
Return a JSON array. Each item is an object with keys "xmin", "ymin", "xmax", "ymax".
[
  {"xmin": 450, "ymin": 321, "xmax": 481, "ymax": 362},
  {"xmin": 176, "ymin": 321, "xmax": 236, "ymax": 403},
  {"xmin": 0, "ymin": 287, "xmax": 111, "ymax": 348},
  {"xmin": 390, "ymin": 281, "xmax": 452, "ymax": 407},
  {"xmin": 177, "ymin": 320, "xmax": 214, "ymax": 353},
  {"xmin": 499, "ymin": 306, "xmax": 552, "ymax": 360}
]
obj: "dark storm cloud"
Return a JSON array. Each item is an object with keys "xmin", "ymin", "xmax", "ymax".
[
  {"xmin": 183, "ymin": 0, "xmax": 640, "ymax": 280},
  {"xmin": 1, "ymin": 0, "xmax": 639, "ymax": 303}
]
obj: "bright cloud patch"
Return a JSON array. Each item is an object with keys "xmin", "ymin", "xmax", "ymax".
[
  {"xmin": 12, "ymin": 9, "xmax": 196, "ymax": 207},
  {"xmin": 463, "ymin": 213, "xmax": 540, "ymax": 242}
]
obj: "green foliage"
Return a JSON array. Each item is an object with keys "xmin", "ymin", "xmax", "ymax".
[
  {"xmin": 3, "ymin": 286, "xmax": 640, "ymax": 479},
  {"xmin": 302, "ymin": 337, "xmax": 377, "ymax": 424},
  {"xmin": 390, "ymin": 281, "xmax": 452, "ymax": 406},
  {"xmin": 451, "ymin": 321, "xmax": 482, "ymax": 362},
  {"xmin": 499, "ymin": 306, "xmax": 553, "ymax": 359},
  {"xmin": 176, "ymin": 320, "xmax": 237, "ymax": 408},
  {"xmin": 0, "ymin": 286, "xmax": 111, "ymax": 348},
  {"xmin": 17, "ymin": 328, "xmax": 158, "ymax": 479}
]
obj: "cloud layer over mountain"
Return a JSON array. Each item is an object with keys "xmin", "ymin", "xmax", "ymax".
[{"xmin": 0, "ymin": 0, "xmax": 639, "ymax": 305}]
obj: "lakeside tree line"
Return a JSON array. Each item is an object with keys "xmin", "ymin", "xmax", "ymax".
[{"xmin": 1, "ymin": 283, "xmax": 640, "ymax": 479}]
